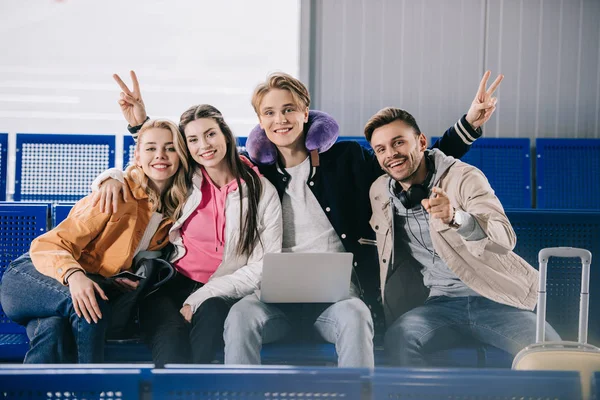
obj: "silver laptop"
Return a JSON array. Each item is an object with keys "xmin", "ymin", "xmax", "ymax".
[{"xmin": 259, "ymin": 252, "xmax": 353, "ymax": 303}]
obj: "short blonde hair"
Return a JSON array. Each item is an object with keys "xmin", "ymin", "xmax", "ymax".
[{"xmin": 251, "ymin": 72, "xmax": 311, "ymax": 115}]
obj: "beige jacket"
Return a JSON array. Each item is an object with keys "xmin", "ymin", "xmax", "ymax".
[{"xmin": 369, "ymin": 150, "xmax": 538, "ymax": 321}]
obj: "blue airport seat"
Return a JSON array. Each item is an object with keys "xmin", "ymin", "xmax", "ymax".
[
  {"xmin": 0, "ymin": 203, "xmax": 50, "ymax": 360},
  {"xmin": 337, "ymin": 136, "xmax": 371, "ymax": 149},
  {"xmin": 152, "ymin": 367, "xmax": 365, "ymax": 400},
  {"xmin": 53, "ymin": 203, "xmax": 75, "ymax": 226},
  {"xmin": 0, "ymin": 133, "xmax": 7, "ymax": 201},
  {"xmin": 536, "ymin": 138, "xmax": 600, "ymax": 209},
  {"xmin": 508, "ymin": 209, "xmax": 600, "ymax": 343},
  {"xmin": 15, "ymin": 134, "xmax": 116, "ymax": 202},
  {"xmin": 0, "ymin": 367, "xmax": 142, "ymax": 399},
  {"xmin": 371, "ymin": 368, "xmax": 582, "ymax": 399},
  {"xmin": 432, "ymin": 137, "xmax": 532, "ymax": 208}
]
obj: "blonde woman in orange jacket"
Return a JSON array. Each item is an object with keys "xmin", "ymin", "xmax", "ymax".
[{"xmin": 0, "ymin": 119, "xmax": 190, "ymax": 363}]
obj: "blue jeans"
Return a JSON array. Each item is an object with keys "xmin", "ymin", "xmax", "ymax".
[
  {"xmin": 0, "ymin": 254, "xmax": 111, "ymax": 363},
  {"xmin": 384, "ymin": 296, "xmax": 561, "ymax": 366},
  {"xmin": 223, "ymin": 293, "xmax": 374, "ymax": 367},
  {"xmin": 24, "ymin": 317, "xmax": 76, "ymax": 363}
]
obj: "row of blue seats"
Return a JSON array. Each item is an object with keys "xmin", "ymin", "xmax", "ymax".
[
  {"xmin": 1, "ymin": 133, "xmax": 599, "ymax": 208},
  {"xmin": 1, "ymin": 202, "xmax": 599, "ymax": 367},
  {"xmin": 0, "ymin": 365, "xmax": 591, "ymax": 399}
]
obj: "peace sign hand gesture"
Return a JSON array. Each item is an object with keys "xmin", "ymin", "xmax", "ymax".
[
  {"xmin": 466, "ymin": 70, "xmax": 504, "ymax": 130},
  {"xmin": 113, "ymin": 70, "xmax": 147, "ymax": 127}
]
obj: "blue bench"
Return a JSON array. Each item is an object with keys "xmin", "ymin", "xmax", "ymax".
[
  {"xmin": 0, "ymin": 365, "xmax": 586, "ymax": 399},
  {"xmin": 1, "ymin": 207, "xmax": 599, "ymax": 366},
  {"xmin": 15, "ymin": 134, "xmax": 116, "ymax": 203}
]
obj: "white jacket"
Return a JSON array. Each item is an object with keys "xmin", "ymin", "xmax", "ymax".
[{"xmin": 92, "ymin": 168, "xmax": 283, "ymax": 313}]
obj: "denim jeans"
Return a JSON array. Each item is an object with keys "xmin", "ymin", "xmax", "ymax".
[
  {"xmin": 24, "ymin": 317, "xmax": 76, "ymax": 363},
  {"xmin": 223, "ymin": 293, "xmax": 374, "ymax": 367},
  {"xmin": 384, "ymin": 296, "xmax": 561, "ymax": 366},
  {"xmin": 1, "ymin": 254, "xmax": 111, "ymax": 363}
]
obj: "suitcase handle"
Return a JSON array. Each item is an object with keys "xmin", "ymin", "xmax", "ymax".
[
  {"xmin": 536, "ymin": 247, "xmax": 593, "ymax": 344},
  {"xmin": 539, "ymin": 247, "xmax": 592, "ymax": 263}
]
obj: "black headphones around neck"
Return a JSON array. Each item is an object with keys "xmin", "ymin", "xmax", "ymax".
[{"xmin": 393, "ymin": 153, "xmax": 435, "ymax": 209}]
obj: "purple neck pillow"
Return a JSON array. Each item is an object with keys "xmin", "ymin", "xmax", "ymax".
[{"xmin": 246, "ymin": 110, "xmax": 339, "ymax": 165}]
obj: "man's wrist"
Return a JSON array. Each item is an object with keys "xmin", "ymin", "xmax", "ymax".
[{"xmin": 448, "ymin": 208, "xmax": 462, "ymax": 229}]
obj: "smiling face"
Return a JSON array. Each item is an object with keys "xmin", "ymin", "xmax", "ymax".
[
  {"xmin": 134, "ymin": 127, "xmax": 180, "ymax": 192},
  {"xmin": 258, "ymin": 88, "xmax": 309, "ymax": 150},
  {"xmin": 183, "ymin": 118, "xmax": 229, "ymax": 170},
  {"xmin": 370, "ymin": 119, "xmax": 427, "ymax": 185}
]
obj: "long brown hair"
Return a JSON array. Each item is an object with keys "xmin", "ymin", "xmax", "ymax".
[
  {"xmin": 179, "ymin": 105, "xmax": 263, "ymax": 257},
  {"xmin": 126, "ymin": 119, "xmax": 191, "ymax": 221}
]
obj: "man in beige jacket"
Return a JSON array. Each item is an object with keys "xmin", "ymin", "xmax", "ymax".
[{"xmin": 364, "ymin": 107, "xmax": 560, "ymax": 366}]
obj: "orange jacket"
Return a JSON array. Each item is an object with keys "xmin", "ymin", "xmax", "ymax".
[{"xmin": 30, "ymin": 176, "xmax": 172, "ymax": 284}]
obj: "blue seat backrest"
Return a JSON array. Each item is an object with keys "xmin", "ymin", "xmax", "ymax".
[
  {"xmin": 507, "ymin": 210, "xmax": 600, "ymax": 343},
  {"xmin": 0, "ymin": 203, "xmax": 49, "ymax": 333},
  {"xmin": 431, "ymin": 136, "xmax": 532, "ymax": 208},
  {"xmin": 53, "ymin": 203, "xmax": 76, "ymax": 227},
  {"xmin": 123, "ymin": 135, "xmax": 136, "ymax": 168},
  {"xmin": 536, "ymin": 138, "xmax": 600, "ymax": 209},
  {"xmin": 0, "ymin": 133, "xmax": 7, "ymax": 201},
  {"xmin": 371, "ymin": 368, "xmax": 581, "ymax": 399},
  {"xmin": 337, "ymin": 136, "xmax": 371, "ymax": 149},
  {"xmin": 15, "ymin": 134, "xmax": 116, "ymax": 203}
]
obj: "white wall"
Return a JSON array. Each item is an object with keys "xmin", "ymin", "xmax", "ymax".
[
  {"xmin": 0, "ymin": 0, "xmax": 300, "ymax": 195},
  {"xmin": 308, "ymin": 0, "xmax": 600, "ymax": 140}
]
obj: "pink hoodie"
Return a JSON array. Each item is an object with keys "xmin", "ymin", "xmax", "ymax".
[{"xmin": 175, "ymin": 157, "xmax": 260, "ymax": 283}]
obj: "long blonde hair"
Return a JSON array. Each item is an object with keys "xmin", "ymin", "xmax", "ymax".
[{"xmin": 126, "ymin": 119, "xmax": 191, "ymax": 221}]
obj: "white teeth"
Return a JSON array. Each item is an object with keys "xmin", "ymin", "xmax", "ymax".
[
  {"xmin": 201, "ymin": 150, "xmax": 216, "ymax": 157},
  {"xmin": 275, "ymin": 128, "xmax": 291, "ymax": 133},
  {"xmin": 388, "ymin": 160, "xmax": 405, "ymax": 168},
  {"xmin": 153, "ymin": 165, "xmax": 168, "ymax": 169}
]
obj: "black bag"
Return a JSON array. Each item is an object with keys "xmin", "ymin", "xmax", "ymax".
[{"xmin": 102, "ymin": 255, "xmax": 175, "ymax": 340}]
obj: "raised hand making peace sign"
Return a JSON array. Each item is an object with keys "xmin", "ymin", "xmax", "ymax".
[
  {"xmin": 465, "ymin": 70, "xmax": 504, "ymax": 130},
  {"xmin": 113, "ymin": 70, "xmax": 147, "ymax": 127}
]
